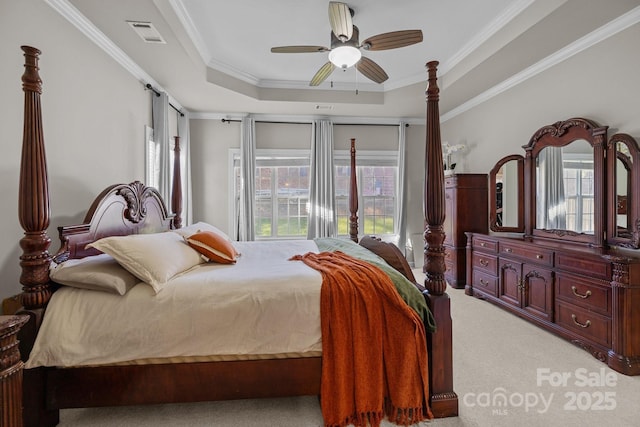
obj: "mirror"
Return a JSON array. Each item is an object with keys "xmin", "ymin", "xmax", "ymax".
[
  {"xmin": 535, "ymin": 140, "xmax": 594, "ymax": 234},
  {"xmin": 607, "ymin": 133, "xmax": 640, "ymax": 248},
  {"xmin": 488, "ymin": 118, "xmax": 640, "ymax": 249},
  {"xmin": 490, "ymin": 154, "xmax": 524, "ymax": 232},
  {"xmin": 524, "ymin": 118, "xmax": 606, "ymax": 247}
]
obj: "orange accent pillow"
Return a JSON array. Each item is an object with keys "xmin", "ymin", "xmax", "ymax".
[{"xmin": 185, "ymin": 231, "xmax": 238, "ymax": 264}]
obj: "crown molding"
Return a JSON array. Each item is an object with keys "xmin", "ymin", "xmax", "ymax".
[
  {"xmin": 440, "ymin": 0, "xmax": 536, "ymax": 75},
  {"xmin": 45, "ymin": 0, "xmax": 184, "ymax": 111},
  {"xmin": 46, "ymin": 0, "xmax": 637, "ymax": 121},
  {"xmin": 167, "ymin": 0, "xmax": 211, "ymax": 61},
  {"xmin": 441, "ymin": 5, "xmax": 640, "ymax": 123}
]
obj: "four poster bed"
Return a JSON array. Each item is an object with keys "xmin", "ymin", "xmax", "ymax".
[{"xmin": 15, "ymin": 46, "xmax": 457, "ymax": 427}]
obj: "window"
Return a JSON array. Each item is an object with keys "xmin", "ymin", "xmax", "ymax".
[
  {"xmin": 335, "ymin": 150, "xmax": 398, "ymax": 237},
  {"xmin": 563, "ymin": 156, "xmax": 594, "ymax": 233},
  {"xmin": 231, "ymin": 149, "xmax": 399, "ymax": 240},
  {"xmin": 233, "ymin": 150, "xmax": 310, "ymax": 239}
]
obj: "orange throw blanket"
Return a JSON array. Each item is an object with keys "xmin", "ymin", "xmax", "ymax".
[{"xmin": 291, "ymin": 251, "xmax": 433, "ymax": 427}]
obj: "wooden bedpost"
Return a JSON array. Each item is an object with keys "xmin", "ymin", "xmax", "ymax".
[
  {"xmin": 423, "ymin": 61, "xmax": 458, "ymax": 417},
  {"xmin": 18, "ymin": 46, "xmax": 52, "ymax": 311},
  {"xmin": 423, "ymin": 61, "xmax": 447, "ymax": 296},
  {"xmin": 171, "ymin": 136, "xmax": 183, "ymax": 229},
  {"xmin": 18, "ymin": 45, "xmax": 61, "ymax": 427},
  {"xmin": 349, "ymin": 138, "xmax": 358, "ymax": 242}
]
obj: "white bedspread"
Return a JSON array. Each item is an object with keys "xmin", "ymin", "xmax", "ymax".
[{"xmin": 26, "ymin": 240, "xmax": 322, "ymax": 368}]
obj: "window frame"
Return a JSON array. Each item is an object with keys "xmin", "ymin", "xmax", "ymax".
[
  {"xmin": 229, "ymin": 148, "xmax": 400, "ymax": 241},
  {"xmin": 562, "ymin": 153, "xmax": 595, "ymax": 233},
  {"xmin": 334, "ymin": 149, "xmax": 399, "ymax": 239},
  {"xmin": 230, "ymin": 149, "xmax": 311, "ymax": 240}
]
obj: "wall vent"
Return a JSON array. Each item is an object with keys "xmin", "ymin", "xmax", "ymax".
[{"xmin": 127, "ymin": 21, "xmax": 166, "ymax": 44}]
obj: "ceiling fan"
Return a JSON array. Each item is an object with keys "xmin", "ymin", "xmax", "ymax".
[{"xmin": 270, "ymin": 2, "xmax": 423, "ymax": 86}]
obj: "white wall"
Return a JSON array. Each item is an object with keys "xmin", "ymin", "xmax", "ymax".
[{"xmin": 0, "ymin": 0, "xmax": 152, "ymax": 303}]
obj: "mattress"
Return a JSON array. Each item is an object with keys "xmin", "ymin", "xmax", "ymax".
[{"xmin": 26, "ymin": 240, "xmax": 322, "ymax": 368}]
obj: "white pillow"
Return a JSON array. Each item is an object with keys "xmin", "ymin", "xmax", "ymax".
[
  {"xmin": 87, "ymin": 232, "xmax": 203, "ymax": 293},
  {"xmin": 173, "ymin": 222, "xmax": 232, "ymax": 241},
  {"xmin": 50, "ymin": 253, "xmax": 140, "ymax": 295}
]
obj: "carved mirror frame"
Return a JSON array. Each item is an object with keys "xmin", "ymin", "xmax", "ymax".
[
  {"xmin": 607, "ymin": 133, "xmax": 640, "ymax": 249},
  {"xmin": 489, "ymin": 154, "xmax": 524, "ymax": 232},
  {"xmin": 522, "ymin": 118, "xmax": 608, "ymax": 248}
]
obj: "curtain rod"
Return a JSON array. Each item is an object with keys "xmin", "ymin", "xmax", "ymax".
[
  {"xmin": 145, "ymin": 84, "xmax": 184, "ymax": 116},
  {"xmin": 221, "ymin": 118, "xmax": 408, "ymax": 127}
]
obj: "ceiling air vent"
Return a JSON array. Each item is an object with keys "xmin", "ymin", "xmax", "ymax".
[{"xmin": 127, "ymin": 21, "xmax": 166, "ymax": 44}]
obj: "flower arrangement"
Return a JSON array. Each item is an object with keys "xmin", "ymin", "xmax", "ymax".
[{"xmin": 442, "ymin": 142, "xmax": 466, "ymax": 171}]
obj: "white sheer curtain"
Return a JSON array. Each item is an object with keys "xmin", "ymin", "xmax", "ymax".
[
  {"xmin": 236, "ymin": 116, "xmax": 256, "ymax": 241},
  {"xmin": 177, "ymin": 111, "xmax": 193, "ymax": 226},
  {"xmin": 395, "ymin": 122, "xmax": 408, "ymax": 254},
  {"xmin": 307, "ymin": 119, "xmax": 337, "ymax": 239},
  {"xmin": 536, "ymin": 146, "xmax": 566, "ymax": 229},
  {"xmin": 151, "ymin": 91, "xmax": 171, "ymax": 203}
]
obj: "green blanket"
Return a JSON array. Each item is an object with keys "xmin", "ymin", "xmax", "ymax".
[{"xmin": 314, "ymin": 237, "xmax": 436, "ymax": 333}]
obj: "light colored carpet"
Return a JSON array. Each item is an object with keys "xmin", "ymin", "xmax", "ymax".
[{"xmin": 60, "ymin": 271, "xmax": 640, "ymax": 427}]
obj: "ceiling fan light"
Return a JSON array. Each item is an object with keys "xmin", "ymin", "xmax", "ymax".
[{"xmin": 328, "ymin": 46, "xmax": 361, "ymax": 69}]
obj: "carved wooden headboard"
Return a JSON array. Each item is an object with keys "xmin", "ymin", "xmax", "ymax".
[{"xmin": 53, "ymin": 181, "xmax": 173, "ymax": 262}]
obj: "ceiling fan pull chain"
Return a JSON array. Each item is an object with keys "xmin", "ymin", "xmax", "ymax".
[{"xmin": 355, "ymin": 66, "xmax": 358, "ymax": 95}]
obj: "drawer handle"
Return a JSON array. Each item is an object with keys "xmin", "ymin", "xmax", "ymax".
[
  {"xmin": 479, "ymin": 259, "xmax": 489, "ymax": 267},
  {"xmin": 480, "ymin": 279, "xmax": 489, "ymax": 286},
  {"xmin": 536, "ymin": 254, "xmax": 543, "ymax": 259},
  {"xmin": 480, "ymin": 242, "xmax": 486, "ymax": 247},
  {"xmin": 571, "ymin": 286, "xmax": 592, "ymax": 299},
  {"xmin": 571, "ymin": 314, "xmax": 591, "ymax": 328},
  {"xmin": 504, "ymin": 248, "xmax": 512, "ymax": 253}
]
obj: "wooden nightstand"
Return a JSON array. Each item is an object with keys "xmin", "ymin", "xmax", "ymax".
[{"xmin": 0, "ymin": 315, "xmax": 29, "ymax": 427}]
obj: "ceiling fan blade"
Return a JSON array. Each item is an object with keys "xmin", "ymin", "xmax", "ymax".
[
  {"xmin": 310, "ymin": 62, "xmax": 336, "ymax": 86},
  {"xmin": 361, "ymin": 30, "xmax": 423, "ymax": 51},
  {"xmin": 271, "ymin": 45, "xmax": 329, "ymax": 53},
  {"xmin": 328, "ymin": 2, "xmax": 353, "ymax": 42},
  {"xmin": 356, "ymin": 57, "xmax": 388, "ymax": 84}
]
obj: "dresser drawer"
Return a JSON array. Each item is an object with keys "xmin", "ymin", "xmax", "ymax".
[
  {"xmin": 472, "ymin": 236, "xmax": 498, "ymax": 253},
  {"xmin": 556, "ymin": 273, "xmax": 610, "ymax": 316},
  {"xmin": 499, "ymin": 242, "xmax": 554, "ymax": 267},
  {"xmin": 472, "ymin": 252, "xmax": 497, "ymax": 275},
  {"xmin": 555, "ymin": 253, "xmax": 610, "ymax": 280},
  {"xmin": 556, "ymin": 300, "xmax": 611, "ymax": 347},
  {"xmin": 472, "ymin": 269, "xmax": 497, "ymax": 297}
]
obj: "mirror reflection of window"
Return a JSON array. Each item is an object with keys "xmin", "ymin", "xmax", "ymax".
[
  {"xmin": 536, "ymin": 140, "xmax": 594, "ymax": 234},
  {"xmin": 536, "ymin": 146, "xmax": 566, "ymax": 230}
]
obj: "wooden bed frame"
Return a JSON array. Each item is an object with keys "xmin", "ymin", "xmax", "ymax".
[{"xmin": 16, "ymin": 46, "xmax": 457, "ymax": 426}]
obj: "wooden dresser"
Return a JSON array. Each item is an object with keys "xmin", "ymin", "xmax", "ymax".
[
  {"xmin": 466, "ymin": 232, "xmax": 640, "ymax": 375},
  {"xmin": 443, "ymin": 174, "xmax": 488, "ymax": 288},
  {"xmin": 470, "ymin": 118, "xmax": 640, "ymax": 375}
]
